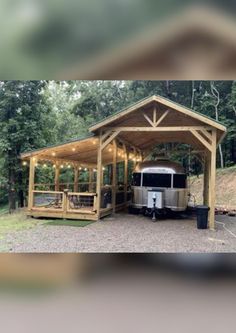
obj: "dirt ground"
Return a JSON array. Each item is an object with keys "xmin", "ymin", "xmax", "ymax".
[
  {"xmin": 190, "ymin": 166, "xmax": 236, "ymax": 208},
  {"xmin": 1, "ymin": 213, "xmax": 236, "ymax": 253}
]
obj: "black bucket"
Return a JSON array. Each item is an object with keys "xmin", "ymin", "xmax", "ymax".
[{"xmin": 196, "ymin": 205, "xmax": 209, "ymax": 229}]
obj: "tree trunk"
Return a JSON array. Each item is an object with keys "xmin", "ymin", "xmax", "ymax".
[
  {"xmin": 8, "ymin": 170, "xmax": 16, "ymax": 213},
  {"xmin": 210, "ymin": 82, "xmax": 224, "ymax": 168},
  {"xmin": 191, "ymin": 81, "xmax": 195, "ymax": 109},
  {"xmin": 18, "ymin": 169, "xmax": 24, "ymax": 208}
]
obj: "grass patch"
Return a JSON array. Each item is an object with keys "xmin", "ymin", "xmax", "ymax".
[
  {"xmin": 0, "ymin": 210, "xmax": 41, "ymax": 240},
  {"xmin": 0, "ymin": 204, "xmax": 8, "ymax": 216},
  {"xmin": 45, "ymin": 219, "xmax": 94, "ymax": 227}
]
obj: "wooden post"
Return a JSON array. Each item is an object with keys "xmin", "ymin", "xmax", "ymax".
[
  {"xmin": 74, "ymin": 166, "xmax": 79, "ymax": 192},
  {"xmin": 203, "ymin": 154, "xmax": 210, "ymax": 206},
  {"xmin": 55, "ymin": 163, "xmax": 60, "ymax": 191},
  {"xmin": 101, "ymin": 165, "xmax": 104, "ymax": 187},
  {"xmin": 28, "ymin": 157, "xmax": 35, "ymax": 210},
  {"xmin": 96, "ymin": 133, "xmax": 102, "ymax": 218},
  {"xmin": 209, "ymin": 130, "xmax": 217, "ymax": 230},
  {"xmin": 112, "ymin": 140, "xmax": 117, "ymax": 213},
  {"xmin": 89, "ymin": 168, "xmax": 93, "ymax": 192},
  {"xmin": 124, "ymin": 145, "xmax": 128, "ymax": 204}
]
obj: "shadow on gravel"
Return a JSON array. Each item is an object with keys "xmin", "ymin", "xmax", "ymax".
[{"xmin": 45, "ymin": 220, "xmax": 95, "ymax": 228}]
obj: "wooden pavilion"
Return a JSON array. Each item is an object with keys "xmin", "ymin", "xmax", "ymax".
[{"xmin": 21, "ymin": 95, "xmax": 227, "ymax": 229}]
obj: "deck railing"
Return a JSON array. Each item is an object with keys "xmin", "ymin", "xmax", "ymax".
[
  {"xmin": 32, "ymin": 190, "xmax": 64, "ymax": 210},
  {"xmin": 34, "ymin": 182, "xmax": 96, "ymax": 192},
  {"xmin": 67, "ymin": 192, "xmax": 97, "ymax": 213},
  {"xmin": 32, "ymin": 190, "xmax": 97, "ymax": 214}
]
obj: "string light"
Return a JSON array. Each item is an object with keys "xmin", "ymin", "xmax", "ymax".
[
  {"xmin": 67, "ymin": 165, "xmax": 71, "ymax": 169},
  {"xmin": 22, "ymin": 161, "xmax": 27, "ymax": 166},
  {"xmin": 79, "ymin": 167, "xmax": 82, "ymax": 170},
  {"xmin": 35, "ymin": 163, "xmax": 39, "ymax": 167},
  {"xmin": 43, "ymin": 164, "xmax": 47, "ymax": 168},
  {"xmin": 108, "ymin": 148, "xmax": 112, "ymax": 152},
  {"xmin": 102, "ymin": 167, "xmax": 106, "ymax": 171},
  {"xmin": 72, "ymin": 148, "xmax": 76, "ymax": 152},
  {"xmin": 60, "ymin": 165, "xmax": 64, "ymax": 169},
  {"xmin": 93, "ymin": 168, "xmax": 97, "ymax": 172},
  {"xmin": 84, "ymin": 168, "xmax": 88, "ymax": 171},
  {"xmin": 52, "ymin": 152, "xmax": 56, "ymax": 157},
  {"xmin": 53, "ymin": 164, "xmax": 56, "ymax": 168}
]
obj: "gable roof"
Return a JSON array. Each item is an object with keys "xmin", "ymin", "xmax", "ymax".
[{"xmin": 89, "ymin": 95, "xmax": 227, "ymax": 134}]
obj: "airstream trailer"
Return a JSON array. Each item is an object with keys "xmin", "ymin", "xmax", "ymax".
[{"xmin": 130, "ymin": 160, "xmax": 188, "ymax": 215}]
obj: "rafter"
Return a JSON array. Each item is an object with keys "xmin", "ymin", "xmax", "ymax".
[
  {"xmin": 200, "ymin": 129, "xmax": 212, "ymax": 143},
  {"xmin": 155, "ymin": 109, "xmax": 170, "ymax": 127},
  {"xmin": 153, "ymin": 107, "xmax": 157, "ymax": 125},
  {"xmin": 101, "ymin": 130, "xmax": 120, "ymax": 150},
  {"xmin": 190, "ymin": 129, "xmax": 212, "ymax": 152},
  {"xmin": 143, "ymin": 112, "xmax": 155, "ymax": 127}
]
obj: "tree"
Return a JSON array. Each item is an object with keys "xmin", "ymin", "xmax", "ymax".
[
  {"xmin": 0, "ymin": 81, "xmax": 48, "ymax": 211},
  {"xmin": 210, "ymin": 81, "xmax": 224, "ymax": 168}
]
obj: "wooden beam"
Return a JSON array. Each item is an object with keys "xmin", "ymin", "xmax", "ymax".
[
  {"xmin": 143, "ymin": 112, "xmax": 155, "ymax": 127},
  {"xmin": 112, "ymin": 140, "xmax": 117, "ymax": 213},
  {"xmin": 155, "ymin": 109, "xmax": 170, "ymax": 127},
  {"xmin": 101, "ymin": 130, "xmax": 120, "ymax": 150},
  {"xmin": 203, "ymin": 154, "xmax": 210, "ymax": 206},
  {"xmin": 200, "ymin": 129, "xmax": 212, "ymax": 143},
  {"xmin": 116, "ymin": 137, "xmax": 140, "ymax": 156},
  {"xmin": 35, "ymin": 156, "xmax": 96, "ymax": 169},
  {"xmin": 209, "ymin": 130, "xmax": 217, "ymax": 230},
  {"xmin": 28, "ymin": 157, "xmax": 35, "ymax": 210},
  {"xmin": 101, "ymin": 130, "xmax": 112, "ymax": 143},
  {"xmin": 104, "ymin": 126, "xmax": 212, "ymax": 132},
  {"xmin": 190, "ymin": 129, "xmax": 213, "ymax": 152},
  {"xmin": 153, "ymin": 107, "xmax": 157, "ymax": 125}
]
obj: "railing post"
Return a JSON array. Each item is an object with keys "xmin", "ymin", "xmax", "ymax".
[{"xmin": 62, "ymin": 191, "xmax": 68, "ymax": 218}]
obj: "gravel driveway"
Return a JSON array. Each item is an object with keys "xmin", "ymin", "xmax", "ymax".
[{"xmin": 1, "ymin": 213, "xmax": 236, "ymax": 252}]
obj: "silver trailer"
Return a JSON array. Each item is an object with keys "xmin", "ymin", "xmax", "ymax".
[{"xmin": 130, "ymin": 160, "xmax": 188, "ymax": 213}]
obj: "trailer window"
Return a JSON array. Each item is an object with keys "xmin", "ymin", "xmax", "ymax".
[
  {"xmin": 143, "ymin": 173, "xmax": 171, "ymax": 187},
  {"xmin": 173, "ymin": 174, "xmax": 187, "ymax": 188},
  {"xmin": 132, "ymin": 173, "xmax": 141, "ymax": 186}
]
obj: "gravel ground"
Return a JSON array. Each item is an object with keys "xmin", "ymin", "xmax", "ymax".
[{"xmin": 1, "ymin": 213, "xmax": 236, "ymax": 253}]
